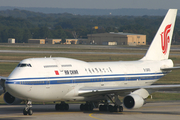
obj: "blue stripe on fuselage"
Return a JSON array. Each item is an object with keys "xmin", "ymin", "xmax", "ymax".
[{"xmin": 5, "ymin": 72, "xmax": 165, "ymax": 85}]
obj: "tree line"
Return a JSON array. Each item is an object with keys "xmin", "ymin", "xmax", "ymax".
[{"xmin": 0, "ymin": 9, "xmax": 180, "ymax": 44}]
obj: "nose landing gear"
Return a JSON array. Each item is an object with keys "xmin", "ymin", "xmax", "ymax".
[
  {"xmin": 99, "ymin": 95, "xmax": 123, "ymax": 112},
  {"xmin": 23, "ymin": 100, "xmax": 33, "ymax": 115}
]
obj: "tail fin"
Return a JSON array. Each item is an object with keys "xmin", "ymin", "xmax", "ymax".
[{"xmin": 141, "ymin": 9, "xmax": 177, "ymax": 61}]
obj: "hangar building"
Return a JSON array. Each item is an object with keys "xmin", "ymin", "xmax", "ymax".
[{"xmin": 87, "ymin": 32, "xmax": 146, "ymax": 45}]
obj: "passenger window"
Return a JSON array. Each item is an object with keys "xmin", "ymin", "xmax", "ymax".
[
  {"xmin": 88, "ymin": 68, "xmax": 92, "ymax": 73},
  {"xmin": 92, "ymin": 69, "xmax": 95, "ymax": 73},
  {"xmin": 95, "ymin": 68, "xmax": 99, "ymax": 72}
]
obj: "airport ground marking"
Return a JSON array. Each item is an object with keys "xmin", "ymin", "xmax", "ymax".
[{"xmin": 89, "ymin": 112, "xmax": 104, "ymax": 120}]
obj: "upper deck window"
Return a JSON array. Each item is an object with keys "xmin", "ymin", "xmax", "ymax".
[
  {"xmin": 17, "ymin": 63, "xmax": 32, "ymax": 67},
  {"xmin": 44, "ymin": 65, "xmax": 58, "ymax": 68}
]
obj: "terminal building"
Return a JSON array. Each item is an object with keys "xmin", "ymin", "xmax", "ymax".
[{"xmin": 87, "ymin": 32, "xmax": 146, "ymax": 45}]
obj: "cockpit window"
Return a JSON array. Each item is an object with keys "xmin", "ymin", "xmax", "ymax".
[{"xmin": 17, "ymin": 63, "xmax": 32, "ymax": 67}]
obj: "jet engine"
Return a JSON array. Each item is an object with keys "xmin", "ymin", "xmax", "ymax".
[
  {"xmin": 3, "ymin": 92, "xmax": 22, "ymax": 105},
  {"xmin": 123, "ymin": 94, "xmax": 144, "ymax": 109}
]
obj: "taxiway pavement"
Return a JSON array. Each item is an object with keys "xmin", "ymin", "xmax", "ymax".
[{"xmin": 0, "ymin": 102, "xmax": 180, "ymax": 120}]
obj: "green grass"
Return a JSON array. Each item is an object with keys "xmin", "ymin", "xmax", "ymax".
[
  {"xmin": 146, "ymin": 92, "xmax": 180, "ymax": 102},
  {"xmin": 0, "ymin": 63, "xmax": 17, "ymax": 77},
  {"xmin": 0, "ymin": 44, "xmax": 146, "ymax": 53}
]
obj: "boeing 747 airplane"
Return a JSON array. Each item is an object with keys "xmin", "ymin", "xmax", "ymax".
[{"xmin": 0, "ymin": 9, "xmax": 180, "ymax": 115}]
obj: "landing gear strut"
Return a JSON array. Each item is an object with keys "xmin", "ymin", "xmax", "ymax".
[
  {"xmin": 23, "ymin": 100, "xmax": 33, "ymax": 115},
  {"xmin": 55, "ymin": 101, "xmax": 69, "ymax": 111}
]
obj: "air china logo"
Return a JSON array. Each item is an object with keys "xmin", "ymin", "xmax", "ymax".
[{"xmin": 160, "ymin": 24, "xmax": 172, "ymax": 55}]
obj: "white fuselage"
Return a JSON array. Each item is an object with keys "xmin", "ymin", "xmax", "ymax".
[{"xmin": 5, "ymin": 57, "xmax": 173, "ymax": 102}]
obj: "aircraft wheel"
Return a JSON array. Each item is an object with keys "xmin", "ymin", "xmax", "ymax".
[
  {"xmin": 23, "ymin": 108, "xmax": 28, "ymax": 115},
  {"xmin": 28, "ymin": 108, "xmax": 33, "ymax": 115},
  {"xmin": 80, "ymin": 104, "xmax": 85, "ymax": 111},
  {"xmin": 88, "ymin": 104, "xmax": 93, "ymax": 111},
  {"xmin": 99, "ymin": 105, "xmax": 109, "ymax": 111},
  {"xmin": 113, "ymin": 106, "xmax": 118, "ymax": 112},
  {"xmin": 55, "ymin": 104, "xmax": 60, "ymax": 111},
  {"xmin": 119, "ymin": 106, "xmax": 123, "ymax": 112},
  {"xmin": 108, "ymin": 105, "xmax": 114, "ymax": 112},
  {"xmin": 64, "ymin": 103, "xmax": 69, "ymax": 111}
]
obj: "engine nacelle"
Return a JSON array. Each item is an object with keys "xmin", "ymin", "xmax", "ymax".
[
  {"xmin": 3, "ymin": 92, "xmax": 22, "ymax": 105},
  {"xmin": 123, "ymin": 94, "xmax": 144, "ymax": 109}
]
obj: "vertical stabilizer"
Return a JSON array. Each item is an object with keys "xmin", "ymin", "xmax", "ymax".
[{"xmin": 142, "ymin": 9, "xmax": 177, "ymax": 61}]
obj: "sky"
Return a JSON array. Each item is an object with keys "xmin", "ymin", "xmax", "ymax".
[{"xmin": 1, "ymin": 0, "xmax": 180, "ymax": 9}]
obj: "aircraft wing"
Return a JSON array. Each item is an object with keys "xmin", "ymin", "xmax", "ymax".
[{"xmin": 78, "ymin": 84, "xmax": 180, "ymax": 97}]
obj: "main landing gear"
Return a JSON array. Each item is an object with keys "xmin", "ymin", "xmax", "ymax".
[
  {"xmin": 80, "ymin": 102, "xmax": 94, "ymax": 111},
  {"xmin": 99, "ymin": 104, "xmax": 123, "ymax": 112},
  {"xmin": 55, "ymin": 101, "xmax": 69, "ymax": 111},
  {"xmin": 23, "ymin": 100, "xmax": 33, "ymax": 115},
  {"xmin": 99, "ymin": 95, "xmax": 123, "ymax": 112}
]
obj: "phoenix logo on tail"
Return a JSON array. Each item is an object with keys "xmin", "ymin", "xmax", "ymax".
[{"xmin": 161, "ymin": 24, "xmax": 172, "ymax": 55}]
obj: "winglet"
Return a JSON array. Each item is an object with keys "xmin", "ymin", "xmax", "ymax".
[{"xmin": 141, "ymin": 9, "xmax": 177, "ymax": 61}]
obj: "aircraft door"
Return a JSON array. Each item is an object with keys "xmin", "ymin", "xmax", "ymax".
[
  {"xmin": 101, "ymin": 78, "xmax": 104, "ymax": 86},
  {"xmin": 124, "ymin": 73, "xmax": 128, "ymax": 85},
  {"xmin": 46, "ymin": 79, "xmax": 50, "ymax": 89},
  {"xmin": 100, "ymin": 68, "xmax": 104, "ymax": 87}
]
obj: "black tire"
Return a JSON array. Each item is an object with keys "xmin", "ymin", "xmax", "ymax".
[
  {"xmin": 28, "ymin": 108, "xmax": 33, "ymax": 115},
  {"xmin": 23, "ymin": 108, "xmax": 28, "ymax": 115},
  {"xmin": 103, "ymin": 105, "xmax": 108, "ymax": 111},
  {"xmin": 108, "ymin": 105, "xmax": 113, "ymax": 112},
  {"xmin": 55, "ymin": 104, "xmax": 60, "ymax": 111},
  {"xmin": 59, "ymin": 104, "xmax": 64, "ymax": 111},
  {"xmin": 113, "ymin": 106, "xmax": 118, "ymax": 112},
  {"xmin": 84, "ymin": 104, "xmax": 88, "ymax": 111},
  {"xmin": 80, "ymin": 104, "xmax": 84, "ymax": 111},
  {"xmin": 99, "ymin": 105, "xmax": 103, "ymax": 111},
  {"xmin": 65, "ymin": 104, "xmax": 69, "ymax": 111},
  {"xmin": 89, "ymin": 104, "xmax": 93, "ymax": 111},
  {"xmin": 119, "ymin": 106, "xmax": 123, "ymax": 112}
]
